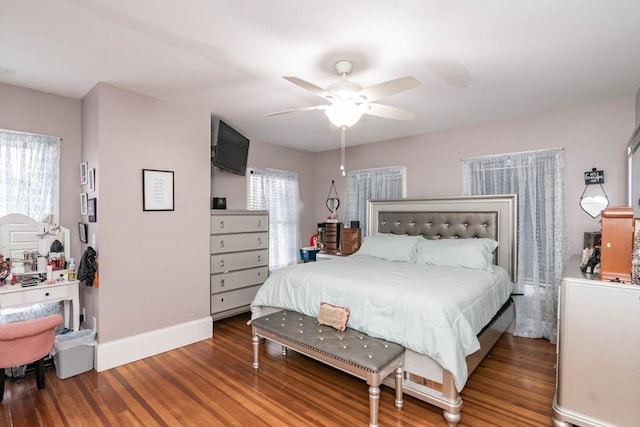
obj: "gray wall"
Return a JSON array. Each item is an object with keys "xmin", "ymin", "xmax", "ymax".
[
  {"xmin": 81, "ymin": 83, "xmax": 212, "ymax": 342},
  {"xmin": 315, "ymin": 96, "xmax": 635, "ymax": 256},
  {"xmin": 0, "ymin": 83, "xmax": 82, "ymax": 263},
  {"xmin": 211, "ymin": 139, "xmax": 317, "ymax": 248}
]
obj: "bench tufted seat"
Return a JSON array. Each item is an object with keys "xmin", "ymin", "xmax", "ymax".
[{"xmin": 252, "ymin": 310, "xmax": 404, "ymax": 427}]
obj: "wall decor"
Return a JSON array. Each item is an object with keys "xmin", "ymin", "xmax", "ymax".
[
  {"xmin": 326, "ymin": 179, "xmax": 340, "ymax": 220},
  {"xmin": 579, "ymin": 167, "xmax": 609, "ymax": 218},
  {"xmin": 88, "ymin": 168, "xmax": 95, "ymax": 192},
  {"xmin": 87, "ymin": 197, "xmax": 97, "ymax": 222},
  {"xmin": 78, "ymin": 222, "xmax": 88, "ymax": 243},
  {"xmin": 80, "ymin": 162, "xmax": 88, "ymax": 185},
  {"xmin": 142, "ymin": 169, "xmax": 174, "ymax": 211},
  {"xmin": 80, "ymin": 193, "xmax": 88, "ymax": 215}
]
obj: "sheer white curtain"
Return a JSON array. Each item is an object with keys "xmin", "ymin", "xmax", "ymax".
[
  {"xmin": 248, "ymin": 167, "xmax": 300, "ymax": 271},
  {"xmin": 345, "ymin": 166, "xmax": 406, "ymax": 236},
  {"xmin": 0, "ymin": 129, "xmax": 60, "ymax": 220},
  {"xmin": 462, "ymin": 148, "xmax": 567, "ymax": 342}
]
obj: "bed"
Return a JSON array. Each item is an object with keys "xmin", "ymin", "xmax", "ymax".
[{"xmin": 251, "ymin": 195, "xmax": 518, "ymax": 426}]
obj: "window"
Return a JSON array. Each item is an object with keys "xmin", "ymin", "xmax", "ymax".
[
  {"xmin": 248, "ymin": 167, "xmax": 300, "ymax": 271},
  {"xmin": 462, "ymin": 148, "xmax": 567, "ymax": 343},
  {"xmin": 345, "ymin": 166, "xmax": 406, "ymax": 236},
  {"xmin": 0, "ymin": 129, "xmax": 60, "ymax": 220}
]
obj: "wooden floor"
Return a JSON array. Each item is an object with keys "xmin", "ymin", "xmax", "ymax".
[{"xmin": 1, "ymin": 313, "xmax": 557, "ymax": 426}]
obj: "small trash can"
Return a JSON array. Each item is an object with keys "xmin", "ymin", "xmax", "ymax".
[
  {"xmin": 300, "ymin": 247, "xmax": 319, "ymax": 262},
  {"xmin": 52, "ymin": 329, "xmax": 96, "ymax": 379}
]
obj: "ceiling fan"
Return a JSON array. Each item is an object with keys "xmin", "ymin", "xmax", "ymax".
[{"xmin": 267, "ymin": 60, "xmax": 421, "ymax": 128}]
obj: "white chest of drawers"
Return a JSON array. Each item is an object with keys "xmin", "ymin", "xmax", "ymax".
[
  {"xmin": 553, "ymin": 256, "xmax": 640, "ymax": 427},
  {"xmin": 210, "ymin": 210, "xmax": 268, "ymax": 320}
]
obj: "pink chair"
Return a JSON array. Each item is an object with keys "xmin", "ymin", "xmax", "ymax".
[{"xmin": 0, "ymin": 313, "xmax": 63, "ymax": 402}]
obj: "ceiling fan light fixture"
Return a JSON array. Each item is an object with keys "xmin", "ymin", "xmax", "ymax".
[{"xmin": 324, "ymin": 99, "xmax": 364, "ymax": 128}]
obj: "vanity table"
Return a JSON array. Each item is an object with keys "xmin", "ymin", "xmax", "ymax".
[
  {"xmin": 0, "ymin": 213, "xmax": 79, "ymax": 329},
  {"xmin": 0, "ymin": 280, "xmax": 80, "ymax": 330}
]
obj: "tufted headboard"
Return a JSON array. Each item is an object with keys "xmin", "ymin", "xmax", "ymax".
[{"xmin": 367, "ymin": 195, "xmax": 518, "ymax": 282}]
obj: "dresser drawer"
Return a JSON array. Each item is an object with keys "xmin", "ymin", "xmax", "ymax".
[
  {"xmin": 210, "ymin": 232, "xmax": 268, "ymax": 254},
  {"xmin": 23, "ymin": 286, "xmax": 69, "ymax": 303},
  {"xmin": 211, "ymin": 266, "xmax": 268, "ymax": 293},
  {"xmin": 211, "ymin": 285, "xmax": 261, "ymax": 314},
  {"xmin": 0, "ymin": 291, "xmax": 24, "ymax": 307},
  {"xmin": 211, "ymin": 214, "xmax": 268, "ymax": 234},
  {"xmin": 210, "ymin": 249, "xmax": 268, "ymax": 274}
]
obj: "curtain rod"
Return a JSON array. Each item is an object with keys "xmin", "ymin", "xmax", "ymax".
[
  {"xmin": 0, "ymin": 128, "xmax": 63, "ymax": 141},
  {"xmin": 461, "ymin": 147, "xmax": 563, "ymax": 162},
  {"xmin": 348, "ymin": 165, "xmax": 406, "ymax": 174}
]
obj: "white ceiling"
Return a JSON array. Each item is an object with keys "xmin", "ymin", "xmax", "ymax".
[{"xmin": 1, "ymin": 0, "xmax": 639, "ymax": 152}]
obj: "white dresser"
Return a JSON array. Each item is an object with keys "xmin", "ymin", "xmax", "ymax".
[
  {"xmin": 210, "ymin": 210, "xmax": 269, "ymax": 320},
  {"xmin": 553, "ymin": 256, "xmax": 640, "ymax": 426}
]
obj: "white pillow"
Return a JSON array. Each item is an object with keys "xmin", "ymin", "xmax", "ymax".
[
  {"xmin": 415, "ymin": 238, "xmax": 498, "ymax": 271},
  {"xmin": 355, "ymin": 233, "xmax": 423, "ymax": 262}
]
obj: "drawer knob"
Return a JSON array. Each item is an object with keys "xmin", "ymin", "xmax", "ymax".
[
  {"xmin": 257, "ymin": 255, "xmax": 261, "ymax": 262},
  {"xmin": 219, "ymin": 220, "xmax": 224, "ymax": 229},
  {"xmin": 257, "ymin": 219, "xmax": 262, "ymax": 227},
  {"xmin": 45, "ymin": 292, "xmax": 50, "ymax": 297},
  {"xmin": 257, "ymin": 237, "xmax": 262, "ymax": 245},
  {"xmin": 219, "ymin": 240, "xmax": 224, "ymax": 248},
  {"xmin": 220, "ymin": 279, "xmax": 225, "ymax": 287},
  {"xmin": 219, "ymin": 260, "xmax": 224, "ymax": 268}
]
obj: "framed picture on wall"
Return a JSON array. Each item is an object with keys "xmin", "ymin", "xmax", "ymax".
[
  {"xmin": 142, "ymin": 169, "xmax": 174, "ymax": 211},
  {"xmin": 80, "ymin": 162, "xmax": 88, "ymax": 185},
  {"xmin": 80, "ymin": 193, "xmax": 88, "ymax": 215},
  {"xmin": 88, "ymin": 197, "xmax": 97, "ymax": 222},
  {"xmin": 78, "ymin": 223, "xmax": 88, "ymax": 243},
  {"xmin": 88, "ymin": 168, "xmax": 95, "ymax": 192}
]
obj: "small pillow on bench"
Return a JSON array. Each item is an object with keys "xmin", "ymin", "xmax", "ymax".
[{"xmin": 318, "ymin": 302, "xmax": 350, "ymax": 332}]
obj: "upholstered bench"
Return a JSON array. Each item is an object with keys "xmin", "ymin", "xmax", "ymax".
[{"xmin": 251, "ymin": 310, "xmax": 404, "ymax": 427}]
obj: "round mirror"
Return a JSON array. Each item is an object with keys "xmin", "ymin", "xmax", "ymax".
[{"xmin": 580, "ymin": 195, "xmax": 609, "ymax": 218}]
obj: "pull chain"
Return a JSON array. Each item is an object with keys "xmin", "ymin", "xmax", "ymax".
[{"xmin": 340, "ymin": 126, "xmax": 346, "ymax": 176}]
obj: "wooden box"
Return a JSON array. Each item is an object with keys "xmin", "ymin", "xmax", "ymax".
[
  {"xmin": 599, "ymin": 207, "xmax": 634, "ymax": 282},
  {"xmin": 341, "ymin": 228, "xmax": 361, "ymax": 255}
]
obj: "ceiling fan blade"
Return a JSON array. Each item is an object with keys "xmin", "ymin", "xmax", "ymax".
[
  {"xmin": 265, "ymin": 104, "xmax": 327, "ymax": 117},
  {"xmin": 364, "ymin": 103, "xmax": 417, "ymax": 121},
  {"xmin": 283, "ymin": 76, "xmax": 328, "ymax": 97},
  {"xmin": 358, "ymin": 76, "xmax": 421, "ymax": 102}
]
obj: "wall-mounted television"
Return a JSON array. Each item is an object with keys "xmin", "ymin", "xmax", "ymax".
[{"xmin": 212, "ymin": 119, "xmax": 250, "ymax": 176}]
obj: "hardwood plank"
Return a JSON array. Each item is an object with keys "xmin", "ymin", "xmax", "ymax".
[{"xmin": 1, "ymin": 314, "xmax": 557, "ymax": 426}]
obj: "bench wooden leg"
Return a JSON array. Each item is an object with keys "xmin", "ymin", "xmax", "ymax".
[
  {"xmin": 252, "ymin": 334, "xmax": 260, "ymax": 370},
  {"xmin": 369, "ymin": 385, "xmax": 380, "ymax": 427},
  {"xmin": 395, "ymin": 366, "xmax": 404, "ymax": 410}
]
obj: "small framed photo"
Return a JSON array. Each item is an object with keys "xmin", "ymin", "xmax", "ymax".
[
  {"xmin": 78, "ymin": 223, "xmax": 88, "ymax": 243},
  {"xmin": 142, "ymin": 169, "xmax": 174, "ymax": 211},
  {"xmin": 88, "ymin": 197, "xmax": 97, "ymax": 223},
  {"xmin": 80, "ymin": 193, "xmax": 88, "ymax": 215},
  {"xmin": 80, "ymin": 162, "xmax": 88, "ymax": 185},
  {"xmin": 88, "ymin": 168, "xmax": 95, "ymax": 192}
]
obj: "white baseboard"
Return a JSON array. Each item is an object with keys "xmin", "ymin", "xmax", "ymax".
[{"xmin": 95, "ymin": 316, "xmax": 213, "ymax": 372}]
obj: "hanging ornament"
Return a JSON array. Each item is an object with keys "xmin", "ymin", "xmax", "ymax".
[{"xmin": 326, "ymin": 180, "xmax": 340, "ymax": 220}]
